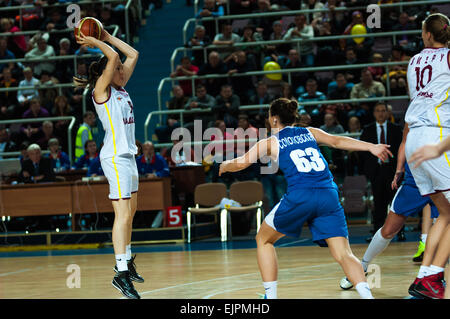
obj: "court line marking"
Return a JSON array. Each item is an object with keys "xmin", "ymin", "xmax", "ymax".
[{"xmin": 201, "ymin": 276, "xmax": 338, "ymax": 299}]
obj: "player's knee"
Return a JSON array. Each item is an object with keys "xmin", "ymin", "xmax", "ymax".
[{"xmin": 380, "ymin": 226, "xmax": 397, "ymax": 239}]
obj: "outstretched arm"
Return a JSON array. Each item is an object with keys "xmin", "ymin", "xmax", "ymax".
[
  {"xmin": 308, "ymin": 127, "xmax": 393, "ymax": 163},
  {"xmin": 409, "ymin": 134, "xmax": 450, "ymax": 168},
  {"xmin": 219, "ymin": 137, "xmax": 275, "ymax": 175},
  {"xmin": 102, "ymin": 29, "xmax": 139, "ymax": 86}
]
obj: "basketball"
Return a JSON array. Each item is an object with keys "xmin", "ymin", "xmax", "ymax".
[{"xmin": 74, "ymin": 17, "xmax": 103, "ymax": 40}]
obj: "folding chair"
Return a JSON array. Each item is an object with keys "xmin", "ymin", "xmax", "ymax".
[{"xmin": 186, "ymin": 183, "xmax": 227, "ymax": 243}]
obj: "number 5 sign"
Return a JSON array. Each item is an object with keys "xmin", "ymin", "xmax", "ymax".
[{"xmin": 166, "ymin": 206, "xmax": 182, "ymax": 227}]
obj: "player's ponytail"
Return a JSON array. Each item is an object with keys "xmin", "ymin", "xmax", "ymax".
[
  {"xmin": 423, "ymin": 13, "xmax": 450, "ymax": 46},
  {"xmin": 269, "ymin": 98, "xmax": 298, "ymax": 126},
  {"xmin": 73, "ymin": 55, "xmax": 108, "ymax": 89}
]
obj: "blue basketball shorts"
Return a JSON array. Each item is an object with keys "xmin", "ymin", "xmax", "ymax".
[
  {"xmin": 391, "ymin": 183, "xmax": 439, "ymax": 219},
  {"xmin": 264, "ymin": 185, "xmax": 348, "ymax": 247}
]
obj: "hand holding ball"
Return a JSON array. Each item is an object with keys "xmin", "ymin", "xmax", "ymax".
[{"xmin": 74, "ymin": 17, "xmax": 104, "ymax": 41}]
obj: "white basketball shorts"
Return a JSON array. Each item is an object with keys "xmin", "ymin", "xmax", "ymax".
[
  {"xmin": 100, "ymin": 154, "xmax": 139, "ymax": 200},
  {"xmin": 405, "ymin": 126, "xmax": 450, "ymax": 196}
]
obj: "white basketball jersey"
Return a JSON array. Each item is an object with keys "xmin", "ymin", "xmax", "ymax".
[
  {"xmin": 405, "ymin": 47, "xmax": 450, "ymax": 129},
  {"xmin": 92, "ymin": 86, "xmax": 137, "ymax": 159}
]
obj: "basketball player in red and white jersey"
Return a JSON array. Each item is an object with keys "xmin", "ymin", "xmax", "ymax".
[
  {"xmin": 403, "ymin": 13, "xmax": 450, "ymax": 299},
  {"xmin": 74, "ymin": 30, "xmax": 142, "ymax": 299}
]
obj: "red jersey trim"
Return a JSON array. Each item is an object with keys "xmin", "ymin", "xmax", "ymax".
[{"xmin": 92, "ymin": 86, "xmax": 111, "ymax": 105}]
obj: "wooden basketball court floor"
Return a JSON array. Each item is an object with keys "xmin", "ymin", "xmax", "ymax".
[{"xmin": 0, "ymin": 227, "xmax": 426, "ymax": 299}]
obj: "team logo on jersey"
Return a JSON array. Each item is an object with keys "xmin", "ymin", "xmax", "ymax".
[
  {"xmin": 123, "ymin": 117, "xmax": 135, "ymax": 125},
  {"xmin": 117, "ymin": 97, "xmax": 122, "ymax": 101}
]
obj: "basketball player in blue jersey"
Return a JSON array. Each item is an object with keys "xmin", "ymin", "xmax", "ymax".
[
  {"xmin": 339, "ymin": 124, "xmax": 439, "ymax": 294},
  {"xmin": 219, "ymin": 98, "xmax": 393, "ymax": 299},
  {"xmin": 74, "ymin": 30, "xmax": 142, "ymax": 299}
]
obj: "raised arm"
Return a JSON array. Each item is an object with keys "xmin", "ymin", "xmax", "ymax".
[
  {"xmin": 308, "ymin": 127, "xmax": 393, "ymax": 163},
  {"xmin": 102, "ymin": 29, "xmax": 139, "ymax": 86},
  {"xmin": 76, "ymin": 32, "xmax": 119, "ymax": 102}
]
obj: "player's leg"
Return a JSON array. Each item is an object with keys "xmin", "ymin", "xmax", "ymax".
[
  {"xmin": 413, "ymin": 205, "xmax": 432, "ymax": 262},
  {"xmin": 255, "ymin": 221, "xmax": 285, "ymax": 299},
  {"xmin": 326, "ymin": 236, "xmax": 373, "ymax": 299}
]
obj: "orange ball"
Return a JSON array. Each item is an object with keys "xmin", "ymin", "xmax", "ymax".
[{"xmin": 74, "ymin": 17, "xmax": 103, "ymax": 40}]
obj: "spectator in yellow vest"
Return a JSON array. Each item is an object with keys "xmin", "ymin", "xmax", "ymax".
[{"xmin": 75, "ymin": 111, "xmax": 96, "ymax": 160}]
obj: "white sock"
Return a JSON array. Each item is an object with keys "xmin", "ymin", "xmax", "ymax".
[
  {"xmin": 362, "ymin": 228, "xmax": 392, "ymax": 272},
  {"xmin": 417, "ymin": 265, "xmax": 430, "ymax": 278},
  {"xmin": 355, "ymin": 282, "xmax": 374, "ymax": 299},
  {"xmin": 115, "ymin": 254, "xmax": 128, "ymax": 272},
  {"xmin": 427, "ymin": 264, "xmax": 445, "ymax": 276},
  {"xmin": 126, "ymin": 244, "xmax": 132, "ymax": 261},
  {"xmin": 421, "ymin": 234, "xmax": 427, "ymax": 243},
  {"xmin": 263, "ymin": 281, "xmax": 277, "ymax": 299}
]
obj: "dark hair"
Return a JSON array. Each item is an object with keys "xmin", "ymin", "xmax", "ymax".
[
  {"xmin": 374, "ymin": 101, "xmax": 388, "ymax": 111},
  {"xmin": 73, "ymin": 55, "xmax": 108, "ymax": 89},
  {"xmin": 84, "ymin": 139, "xmax": 97, "ymax": 152},
  {"xmin": 83, "ymin": 111, "xmax": 95, "ymax": 119},
  {"xmin": 269, "ymin": 98, "xmax": 298, "ymax": 126},
  {"xmin": 423, "ymin": 13, "xmax": 450, "ymax": 45}
]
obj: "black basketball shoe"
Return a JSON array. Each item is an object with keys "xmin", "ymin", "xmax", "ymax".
[
  {"xmin": 112, "ymin": 271, "xmax": 141, "ymax": 299},
  {"xmin": 114, "ymin": 254, "xmax": 145, "ymax": 283}
]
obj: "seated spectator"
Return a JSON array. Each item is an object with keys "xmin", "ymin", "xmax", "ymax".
[
  {"xmin": 170, "ymin": 56, "xmax": 199, "ymax": 96},
  {"xmin": 250, "ymin": 0, "xmax": 275, "ymax": 40},
  {"xmin": 18, "ymin": 141, "xmax": 30, "ymax": 164},
  {"xmin": 75, "ymin": 43, "xmax": 102, "ymax": 56},
  {"xmin": 320, "ymin": 112, "xmax": 344, "ymax": 134},
  {"xmin": 18, "ymin": 0, "xmax": 44, "ymax": 31},
  {"xmin": 297, "ymin": 78, "xmax": 326, "ymax": 122},
  {"xmin": 234, "ymin": 113, "xmax": 258, "ymax": 157},
  {"xmin": 155, "ymin": 85, "xmax": 187, "ymax": 143},
  {"xmin": 296, "ymin": 113, "xmax": 312, "ymax": 127},
  {"xmin": 382, "ymin": 53, "xmax": 408, "ymax": 96},
  {"xmin": 0, "ymin": 124, "xmax": 17, "ymax": 159},
  {"xmin": 73, "ymin": 139, "xmax": 99, "ymax": 170},
  {"xmin": 46, "ymin": 137, "xmax": 70, "ymax": 172},
  {"xmin": 280, "ymin": 49, "xmax": 308, "ymax": 95},
  {"xmin": 0, "ymin": 36, "xmax": 15, "ymax": 73},
  {"xmin": 38, "ymin": 71, "xmax": 59, "ymax": 111},
  {"xmin": 39, "ymin": 8, "xmax": 66, "ymax": 50},
  {"xmin": 239, "ymin": 24, "xmax": 264, "ymax": 69},
  {"xmin": 213, "ymin": 23, "xmax": 241, "ymax": 61},
  {"xmin": 345, "ymin": 116, "xmax": 363, "ymax": 176},
  {"xmin": 87, "ymin": 156, "xmax": 104, "ymax": 177},
  {"xmin": 55, "ymin": 38, "xmax": 74, "ymax": 82},
  {"xmin": 17, "ymin": 67, "xmax": 39, "ymax": 109},
  {"xmin": 248, "ymin": 81, "xmax": 272, "ymax": 128},
  {"xmin": 165, "ymin": 137, "xmax": 195, "ymax": 167},
  {"xmin": 0, "ymin": 68, "xmax": 18, "ymax": 120},
  {"xmin": 136, "ymin": 141, "xmax": 170, "ymax": 178},
  {"xmin": 343, "ymin": 46, "xmax": 362, "ymax": 83},
  {"xmin": 52, "ymin": 95, "xmax": 73, "ymax": 152},
  {"xmin": 19, "ymin": 143, "xmax": 55, "ymax": 183},
  {"xmin": 213, "ymin": 84, "xmax": 240, "ymax": 128},
  {"xmin": 393, "ymin": 12, "xmax": 416, "ymax": 50},
  {"xmin": 280, "ymin": 82, "xmax": 296, "ymax": 102},
  {"xmin": 186, "ymin": 25, "xmax": 211, "ymax": 67},
  {"xmin": 350, "ymin": 68, "xmax": 386, "ymax": 100},
  {"xmin": 184, "ymin": 84, "xmax": 216, "ymax": 131},
  {"xmin": 0, "ymin": 0, "xmax": 21, "ymax": 20},
  {"xmin": 265, "ymin": 20, "xmax": 289, "ymax": 59},
  {"xmin": 0, "ymin": 18, "xmax": 26, "ymax": 58},
  {"xmin": 328, "ymin": 73, "xmax": 353, "ymax": 100},
  {"xmin": 283, "ymin": 13, "xmax": 315, "ymax": 67},
  {"xmin": 197, "ymin": 51, "xmax": 228, "ymax": 98},
  {"xmin": 195, "ymin": 0, "xmax": 225, "ymax": 40},
  {"xmin": 36, "ymin": 120, "xmax": 55, "ymax": 150},
  {"xmin": 25, "ymin": 34, "xmax": 56, "ymax": 77},
  {"xmin": 367, "ymin": 53, "xmax": 384, "ymax": 82},
  {"xmin": 75, "ymin": 111, "xmax": 96, "ymax": 161},
  {"xmin": 226, "ymin": 50, "xmax": 255, "ymax": 105},
  {"xmin": 21, "ymin": 98, "xmax": 49, "ymax": 143}
]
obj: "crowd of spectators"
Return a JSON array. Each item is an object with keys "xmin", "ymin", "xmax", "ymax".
[{"xmin": 166, "ymin": 0, "xmax": 449, "ymax": 183}]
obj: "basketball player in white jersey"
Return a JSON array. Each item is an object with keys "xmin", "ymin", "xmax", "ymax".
[
  {"xmin": 74, "ymin": 30, "xmax": 142, "ymax": 299},
  {"xmin": 404, "ymin": 13, "xmax": 450, "ymax": 299}
]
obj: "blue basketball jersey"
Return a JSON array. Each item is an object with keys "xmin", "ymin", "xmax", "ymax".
[{"xmin": 274, "ymin": 126, "xmax": 334, "ymax": 190}]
